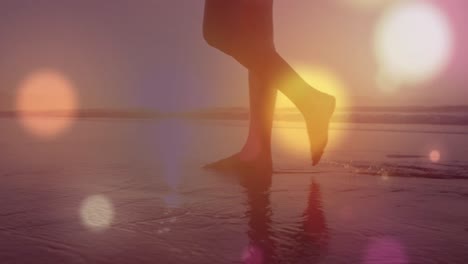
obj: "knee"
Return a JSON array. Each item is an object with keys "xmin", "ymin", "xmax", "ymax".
[
  {"xmin": 203, "ymin": 29, "xmax": 278, "ymax": 70},
  {"xmin": 238, "ymin": 45, "xmax": 278, "ymax": 70},
  {"xmin": 202, "ymin": 27, "xmax": 217, "ymax": 49},
  {"xmin": 203, "ymin": 28, "xmax": 241, "ymax": 60},
  {"xmin": 203, "ymin": 25, "xmax": 231, "ymax": 52}
]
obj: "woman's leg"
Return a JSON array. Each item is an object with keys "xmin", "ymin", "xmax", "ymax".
[
  {"xmin": 243, "ymin": 172, "xmax": 276, "ymax": 263},
  {"xmin": 208, "ymin": 0, "xmax": 335, "ymax": 165},
  {"xmin": 203, "ymin": 0, "xmax": 276, "ymax": 172},
  {"xmin": 240, "ymin": 71, "xmax": 277, "ymax": 161},
  {"xmin": 203, "ymin": 0, "xmax": 335, "ymax": 167},
  {"xmin": 238, "ymin": 49, "xmax": 336, "ymax": 165},
  {"xmin": 204, "ymin": 71, "xmax": 276, "ymax": 173}
]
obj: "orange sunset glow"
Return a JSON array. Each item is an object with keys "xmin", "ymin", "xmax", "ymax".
[
  {"xmin": 16, "ymin": 69, "xmax": 78, "ymax": 139},
  {"xmin": 274, "ymin": 66, "xmax": 348, "ymax": 156}
]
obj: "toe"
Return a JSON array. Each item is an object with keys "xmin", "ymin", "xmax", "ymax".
[{"xmin": 312, "ymin": 151, "xmax": 324, "ymax": 166}]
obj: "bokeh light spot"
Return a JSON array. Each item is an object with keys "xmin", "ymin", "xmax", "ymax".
[
  {"xmin": 429, "ymin": 150, "xmax": 441, "ymax": 163},
  {"xmin": 374, "ymin": 1, "xmax": 453, "ymax": 88},
  {"xmin": 381, "ymin": 171, "xmax": 390, "ymax": 181},
  {"xmin": 242, "ymin": 245, "xmax": 264, "ymax": 264},
  {"xmin": 80, "ymin": 195, "xmax": 114, "ymax": 231},
  {"xmin": 16, "ymin": 69, "xmax": 78, "ymax": 139}
]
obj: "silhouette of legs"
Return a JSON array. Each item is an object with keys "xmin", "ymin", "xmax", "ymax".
[
  {"xmin": 240, "ymin": 173, "xmax": 328, "ymax": 263},
  {"xmin": 286, "ymin": 179, "xmax": 329, "ymax": 262},
  {"xmin": 242, "ymin": 72, "xmax": 276, "ymax": 161},
  {"xmin": 203, "ymin": 0, "xmax": 335, "ymax": 169},
  {"xmin": 205, "ymin": 72, "xmax": 276, "ymax": 173},
  {"xmin": 241, "ymin": 171, "xmax": 277, "ymax": 263},
  {"xmin": 236, "ymin": 49, "xmax": 336, "ymax": 166}
]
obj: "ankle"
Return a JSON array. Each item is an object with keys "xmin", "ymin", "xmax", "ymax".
[{"xmin": 239, "ymin": 143, "xmax": 271, "ymax": 161}]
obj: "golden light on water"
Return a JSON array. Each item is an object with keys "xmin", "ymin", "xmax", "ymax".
[
  {"xmin": 16, "ymin": 69, "xmax": 78, "ymax": 139},
  {"xmin": 80, "ymin": 195, "xmax": 114, "ymax": 231},
  {"xmin": 274, "ymin": 66, "xmax": 348, "ymax": 157},
  {"xmin": 374, "ymin": 1, "xmax": 453, "ymax": 89}
]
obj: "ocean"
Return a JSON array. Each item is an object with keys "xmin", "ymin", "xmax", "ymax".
[{"xmin": 1, "ymin": 114, "xmax": 467, "ymax": 263}]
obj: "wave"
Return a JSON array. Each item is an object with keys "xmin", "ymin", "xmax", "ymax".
[
  {"xmin": 317, "ymin": 159, "xmax": 468, "ymax": 180},
  {"xmin": 335, "ymin": 113, "xmax": 468, "ymax": 126},
  {"xmin": 274, "ymin": 159, "xmax": 468, "ymax": 180},
  {"xmin": 274, "ymin": 113, "xmax": 468, "ymax": 126},
  {"xmin": 338, "ymin": 105, "xmax": 468, "ymax": 113}
]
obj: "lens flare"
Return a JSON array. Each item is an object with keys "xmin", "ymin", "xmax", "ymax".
[
  {"xmin": 158, "ymin": 120, "xmax": 187, "ymax": 208},
  {"xmin": 374, "ymin": 1, "xmax": 453, "ymax": 88},
  {"xmin": 80, "ymin": 195, "xmax": 114, "ymax": 231},
  {"xmin": 274, "ymin": 66, "xmax": 348, "ymax": 157},
  {"xmin": 163, "ymin": 192, "xmax": 182, "ymax": 209},
  {"xmin": 16, "ymin": 69, "xmax": 78, "ymax": 139}
]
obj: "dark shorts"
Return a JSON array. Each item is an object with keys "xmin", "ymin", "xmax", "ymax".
[{"xmin": 203, "ymin": 0, "xmax": 274, "ymax": 52}]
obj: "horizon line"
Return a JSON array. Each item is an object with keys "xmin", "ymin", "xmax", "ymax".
[{"xmin": 2, "ymin": 104, "xmax": 468, "ymax": 113}]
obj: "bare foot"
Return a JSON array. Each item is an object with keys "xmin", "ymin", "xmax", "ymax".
[
  {"xmin": 303, "ymin": 94, "xmax": 336, "ymax": 166},
  {"xmin": 203, "ymin": 153, "xmax": 273, "ymax": 175}
]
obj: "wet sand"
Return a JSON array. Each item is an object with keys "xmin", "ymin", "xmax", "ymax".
[{"xmin": 1, "ymin": 118, "xmax": 467, "ymax": 263}]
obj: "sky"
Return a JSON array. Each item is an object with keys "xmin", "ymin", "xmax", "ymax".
[{"xmin": 0, "ymin": 0, "xmax": 467, "ymax": 111}]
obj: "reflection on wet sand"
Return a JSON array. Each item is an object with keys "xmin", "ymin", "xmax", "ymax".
[{"xmin": 241, "ymin": 173, "xmax": 328, "ymax": 263}]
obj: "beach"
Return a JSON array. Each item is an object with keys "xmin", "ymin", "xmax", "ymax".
[{"xmin": 1, "ymin": 117, "xmax": 468, "ymax": 263}]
